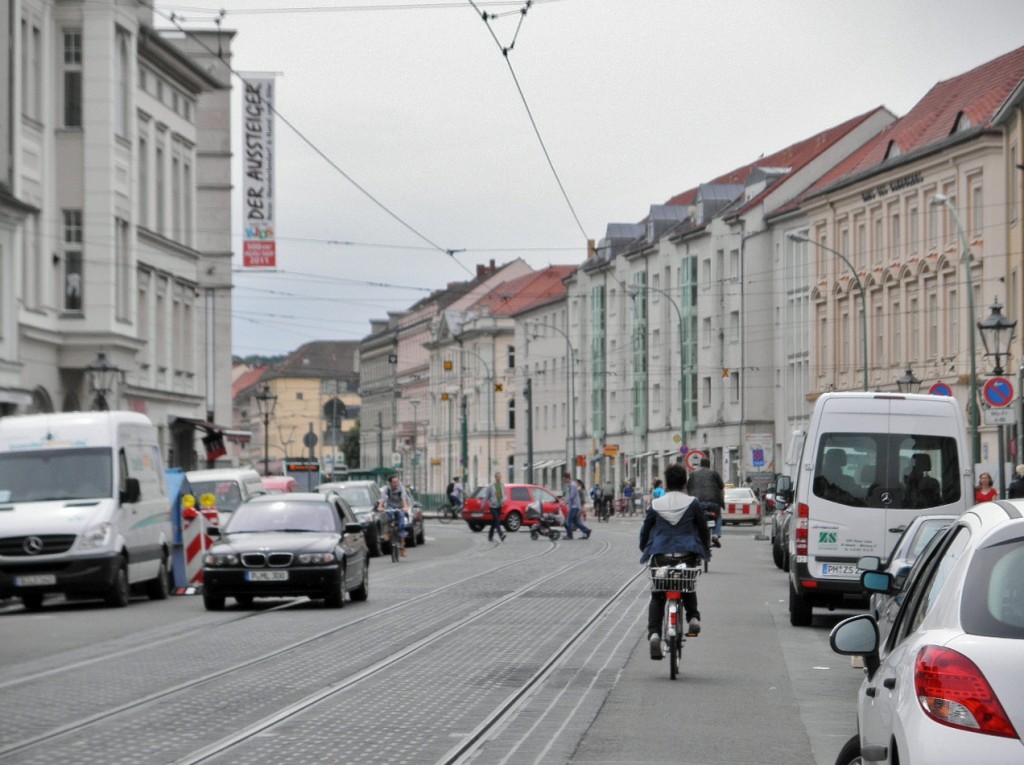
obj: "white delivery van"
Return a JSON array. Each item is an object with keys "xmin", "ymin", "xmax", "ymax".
[
  {"xmin": 0, "ymin": 411, "xmax": 173, "ymax": 609},
  {"xmin": 782, "ymin": 392, "xmax": 973, "ymax": 626}
]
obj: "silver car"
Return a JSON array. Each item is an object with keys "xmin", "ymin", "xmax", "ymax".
[{"xmin": 830, "ymin": 500, "xmax": 1024, "ymax": 765}]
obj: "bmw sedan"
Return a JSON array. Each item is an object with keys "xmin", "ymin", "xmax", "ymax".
[
  {"xmin": 829, "ymin": 500, "xmax": 1024, "ymax": 765},
  {"xmin": 202, "ymin": 493, "xmax": 369, "ymax": 610}
]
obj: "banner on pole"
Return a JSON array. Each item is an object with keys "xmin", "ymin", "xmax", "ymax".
[{"xmin": 242, "ymin": 75, "xmax": 276, "ymax": 268}]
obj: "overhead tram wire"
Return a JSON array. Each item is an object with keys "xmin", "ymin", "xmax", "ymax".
[
  {"xmin": 160, "ymin": 1, "xmax": 564, "ymax": 16},
  {"xmin": 151, "ymin": 3, "xmax": 476, "ymax": 277},
  {"xmin": 466, "ymin": 0, "xmax": 589, "ymax": 242}
]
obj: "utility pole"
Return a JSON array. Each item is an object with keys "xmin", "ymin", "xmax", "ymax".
[{"xmin": 525, "ymin": 377, "xmax": 534, "ymax": 484}]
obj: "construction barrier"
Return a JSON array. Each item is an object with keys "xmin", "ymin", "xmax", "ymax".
[{"xmin": 179, "ymin": 493, "xmax": 219, "ymax": 590}]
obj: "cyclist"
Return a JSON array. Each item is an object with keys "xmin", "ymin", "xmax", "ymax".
[
  {"xmin": 639, "ymin": 463, "xmax": 710, "ymax": 659},
  {"xmin": 688, "ymin": 456, "xmax": 724, "ymax": 548},
  {"xmin": 448, "ymin": 476, "xmax": 464, "ymax": 513},
  {"xmin": 379, "ymin": 474, "xmax": 410, "ymax": 556}
]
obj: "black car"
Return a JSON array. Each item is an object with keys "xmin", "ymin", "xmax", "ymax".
[
  {"xmin": 318, "ymin": 481, "xmax": 387, "ymax": 557},
  {"xmin": 202, "ymin": 493, "xmax": 369, "ymax": 610}
]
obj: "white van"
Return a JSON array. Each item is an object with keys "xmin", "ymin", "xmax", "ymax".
[
  {"xmin": 184, "ymin": 467, "xmax": 265, "ymax": 525},
  {"xmin": 780, "ymin": 392, "xmax": 973, "ymax": 626},
  {"xmin": 0, "ymin": 411, "xmax": 173, "ymax": 609}
]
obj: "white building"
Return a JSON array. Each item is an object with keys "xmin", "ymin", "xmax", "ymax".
[{"xmin": 2, "ymin": 1, "xmax": 236, "ymax": 467}]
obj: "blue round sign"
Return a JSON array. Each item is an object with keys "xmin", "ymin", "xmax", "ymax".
[
  {"xmin": 928, "ymin": 382, "xmax": 952, "ymax": 397},
  {"xmin": 983, "ymin": 376, "xmax": 1014, "ymax": 408}
]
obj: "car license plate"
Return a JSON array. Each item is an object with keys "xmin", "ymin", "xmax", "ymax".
[
  {"xmin": 245, "ymin": 570, "xmax": 288, "ymax": 582},
  {"xmin": 820, "ymin": 563, "xmax": 859, "ymax": 577},
  {"xmin": 470, "ymin": 512, "xmax": 484, "ymax": 518},
  {"xmin": 15, "ymin": 574, "xmax": 57, "ymax": 587}
]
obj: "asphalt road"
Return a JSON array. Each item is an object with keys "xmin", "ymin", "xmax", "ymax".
[{"xmin": 0, "ymin": 516, "xmax": 863, "ymax": 765}]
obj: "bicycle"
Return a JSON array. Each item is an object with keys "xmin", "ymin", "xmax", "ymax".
[
  {"xmin": 649, "ymin": 558, "xmax": 702, "ymax": 680},
  {"xmin": 437, "ymin": 502, "xmax": 461, "ymax": 524},
  {"xmin": 385, "ymin": 512, "xmax": 403, "ymax": 562}
]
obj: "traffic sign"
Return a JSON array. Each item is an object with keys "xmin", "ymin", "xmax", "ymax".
[
  {"xmin": 684, "ymin": 450, "xmax": 705, "ymax": 471},
  {"xmin": 929, "ymin": 381, "xmax": 953, "ymax": 397},
  {"xmin": 985, "ymin": 407, "xmax": 1017, "ymax": 426},
  {"xmin": 982, "ymin": 376, "xmax": 1014, "ymax": 408}
]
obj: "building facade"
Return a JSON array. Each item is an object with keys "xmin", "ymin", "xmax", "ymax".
[{"xmin": 3, "ymin": 1, "xmax": 236, "ymax": 467}]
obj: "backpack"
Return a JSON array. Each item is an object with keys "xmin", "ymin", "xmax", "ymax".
[{"xmin": 446, "ymin": 482, "xmax": 454, "ymax": 497}]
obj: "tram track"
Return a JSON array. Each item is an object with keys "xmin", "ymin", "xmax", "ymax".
[{"xmin": 0, "ymin": 536, "xmax": 614, "ymax": 763}]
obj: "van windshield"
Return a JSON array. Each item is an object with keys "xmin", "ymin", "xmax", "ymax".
[
  {"xmin": 0, "ymin": 448, "xmax": 113, "ymax": 502},
  {"xmin": 813, "ymin": 433, "xmax": 961, "ymax": 509}
]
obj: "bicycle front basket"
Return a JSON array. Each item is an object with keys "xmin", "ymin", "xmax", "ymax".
[{"xmin": 649, "ymin": 565, "xmax": 701, "ymax": 593}]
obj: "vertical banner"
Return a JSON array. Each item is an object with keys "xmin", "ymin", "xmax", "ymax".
[
  {"xmin": 744, "ymin": 432, "xmax": 774, "ymax": 473},
  {"xmin": 242, "ymin": 75, "xmax": 276, "ymax": 267}
]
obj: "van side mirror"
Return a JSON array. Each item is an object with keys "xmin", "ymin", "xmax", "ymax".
[
  {"xmin": 775, "ymin": 475, "xmax": 793, "ymax": 503},
  {"xmin": 120, "ymin": 477, "xmax": 141, "ymax": 504}
]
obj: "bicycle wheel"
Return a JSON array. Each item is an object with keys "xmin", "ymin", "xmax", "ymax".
[
  {"xmin": 390, "ymin": 529, "xmax": 400, "ymax": 562},
  {"xmin": 438, "ymin": 504, "xmax": 453, "ymax": 524},
  {"xmin": 667, "ymin": 601, "xmax": 680, "ymax": 680}
]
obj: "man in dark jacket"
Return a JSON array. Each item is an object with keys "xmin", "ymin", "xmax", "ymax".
[
  {"xmin": 639, "ymin": 464, "xmax": 710, "ymax": 659},
  {"xmin": 688, "ymin": 456, "xmax": 725, "ymax": 547}
]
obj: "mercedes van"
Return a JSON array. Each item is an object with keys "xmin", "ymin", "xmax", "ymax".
[
  {"xmin": 780, "ymin": 392, "xmax": 973, "ymax": 626},
  {"xmin": 0, "ymin": 411, "xmax": 173, "ymax": 609}
]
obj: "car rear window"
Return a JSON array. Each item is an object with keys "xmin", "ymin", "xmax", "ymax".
[{"xmin": 961, "ymin": 536, "xmax": 1024, "ymax": 639}]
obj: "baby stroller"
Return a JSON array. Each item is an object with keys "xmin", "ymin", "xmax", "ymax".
[{"xmin": 526, "ymin": 501, "xmax": 562, "ymax": 541}]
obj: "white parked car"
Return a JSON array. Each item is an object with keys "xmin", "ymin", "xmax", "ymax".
[
  {"xmin": 829, "ymin": 500, "xmax": 1024, "ymax": 765},
  {"xmin": 722, "ymin": 487, "xmax": 761, "ymax": 525}
]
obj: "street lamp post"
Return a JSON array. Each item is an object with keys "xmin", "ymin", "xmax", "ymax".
[
  {"xmin": 895, "ymin": 367, "xmax": 922, "ymax": 393},
  {"xmin": 409, "ymin": 398, "xmax": 420, "ymax": 491},
  {"xmin": 977, "ymin": 299, "xmax": 1017, "ymax": 497},
  {"xmin": 528, "ymin": 321, "xmax": 576, "ymax": 478},
  {"xmin": 788, "ymin": 232, "xmax": 869, "ymax": 392},
  {"xmin": 626, "ymin": 282, "xmax": 686, "ymax": 450},
  {"xmin": 931, "ymin": 194, "xmax": 980, "ymax": 466},
  {"xmin": 458, "ymin": 346, "xmax": 493, "ymax": 484},
  {"xmin": 87, "ymin": 351, "xmax": 122, "ymax": 411},
  {"xmin": 254, "ymin": 383, "xmax": 277, "ymax": 477}
]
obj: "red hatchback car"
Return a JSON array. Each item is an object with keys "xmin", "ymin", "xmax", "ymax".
[{"xmin": 462, "ymin": 483, "xmax": 567, "ymax": 532}]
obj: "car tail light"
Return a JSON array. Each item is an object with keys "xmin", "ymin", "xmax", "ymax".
[
  {"xmin": 914, "ymin": 646, "xmax": 1018, "ymax": 738},
  {"xmin": 795, "ymin": 502, "xmax": 809, "ymax": 556}
]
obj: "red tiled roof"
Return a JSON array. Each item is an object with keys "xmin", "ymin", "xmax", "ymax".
[
  {"xmin": 804, "ymin": 45, "xmax": 1024, "ymax": 196},
  {"xmin": 471, "ymin": 265, "xmax": 577, "ymax": 317},
  {"xmin": 231, "ymin": 364, "xmax": 268, "ymax": 399},
  {"xmin": 660, "ymin": 107, "xmax": 889, "ymax": 213}
]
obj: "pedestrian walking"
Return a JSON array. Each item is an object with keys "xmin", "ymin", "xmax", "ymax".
[
  {"xmin": 563, "ymin": 472, "xmax": 592, "ymax": 540},
  {"xmin": 484, "ymin": 472, "xmax": 506, "ymax": 543},
  {"xmin": 1009, "ymin": 465, "xmax": 1024, "ymax": 499},
  {"xmin": 688, "ymin": 457, "xmax": 725, "ymax": 547}
]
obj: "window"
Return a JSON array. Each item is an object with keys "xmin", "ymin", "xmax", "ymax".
[
  {"xmin": 21, "ymin": 20, "xmax": 41, "ymax": 121},
  {"xmin": 63, "ymin": 211, "xmax": 83, "ymax": 312},
  {"xmin": 729, "ymin": 310, "xmax": 739, "ymax": 342},
  {"xmin": 872, "ymin": 210, "xmax": 883, "ymax": 265},
  {"xmin": 855, "ymin": 215, "xmax": 866, "ymax": 270},
  {"xmin": 890, "ymin": 208, "xmax": 901, "ymax": 259},
  {"xmin": 508, "ymin": 399, "xmax": 515, "ymax": 430},
  {"xmin": 909, "ymin": 294, "xmax": 920, "ymax": 359},
  {"xmin": 137, "ymin": 269, "xmax": 151, "ymax": 366},
  {"xmin": 891, "ymin": 300, "xmax": 901, "ymax": 364},
  {"xmin": 731, "ymin": 372, "xmax": 740, "ymax": 403},
  {"xmin": 115, "ymin": 29, "xmax": 130, "ymax": 137},
  {"xmin": 928, "ymin": 196, "xmax": 939, "ymax": 249},
  {"xmin": 729, "ymin": 249, "xmax": 739, "ymax": 280},
  {"xmin": 138, "ymin": 136, "xmax": 148, "ymax": 227},
  {"xmin": 947, "ymin": 288, "xmax": 959, "ymax": 355},
  {"xmin": 701, "ymin": 258, "xmax": 711, "ymax": 285},
  {"xmin": 155, "ymin": 143, "xmax": 165, "ymax": 233},
  {"xmin": 702, "ymin": 317, "xmax": 712, "ymax": 347},
  {"xmin": 115, "ymin": 219, "xmax": 130, "ymax": 321},
  {"xmin": 874, "ymin": 298, "xmax": 884, "ymax": 365},
  {"xmin": 172, "ymin": 155, "xmax": 181, "ymax": 241},
  {"xmin": 927, "ymin": 287, "xmax": 938, "ymax": 358},
  {"xmin": 507, "ymin": 344, "xmax": 515, "ymax": 369},
  {"xmin": 701, "ymin": 376, "xmax": 711, "ymax": 407},
  {"xmin": 908, "ymin": 205, "xmax": 919, "ymax": 254},
  {"xmin": 63, "ymin": 30, "xmax": 83, "ymax": 127},
  {"xmin": 970, "ymin": 181, "xmax": 983, "ymax": 236}
]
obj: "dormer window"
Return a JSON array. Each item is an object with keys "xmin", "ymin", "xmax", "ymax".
[
  {"xmin": 953, "ymin": 111, "xmax": 972, "ymax": 133},
  {"xmin": 885, "ymin": 139, "xmax": 901, "ymax": 159}
]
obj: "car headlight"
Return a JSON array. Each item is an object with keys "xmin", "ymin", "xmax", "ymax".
[
  {"xmin": 79, "ymin": 522, "xmax": 114, "ymax": 550},
  {"xmin": 204, "ymin": 553, "xmax": 239, "ymax": 567},
  {"xmin": 297, "ymin": 552, "xmax": 337, "ymax": 565}
]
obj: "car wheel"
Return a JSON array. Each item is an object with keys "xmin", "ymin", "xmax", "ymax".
[
  {"xmin": 406, "ymin": 526, "xmax": 418, "ymax": 548},
  {"xmin": 325, "ymin": 566, "xmax": 346, "ymax": 608},
  {"xmin": 104, "ymin": 559, "xmax": 130, "ymax": 608},
  {"xmin": 21, "ymin": 592, "xmax": 44, "ymax": 611},
  {"xmin": 203, "ymin": 591, "xmax": 225, "ymax": 611},
  {"xmin": 366, "ymin": 525, "xmax": 382, "ymax": 558},
  {"xmin": 789, "ymin": 581, "xmax": 813, "ymax": 627},
  {"xmin": 782, "ymin": 547, "xmax": 791, "ymax": 572},
  {"xmin": 772, "ymin": 541, "xmax": 784, "ymax": 569},
  {"xmin": 468, "ymin": 522, "xmax": 484, "ymax": 532},
  {"xmin": 350, "ymin": 560, "xmax": 369, "ymax": 602},
  {"xmin": 146, "ymin": 556, "xmax": 171, "ymax": 600},
  {"xmin": 504, "ymin": 511, "xmax": 522, "ymax": 532},
  {"xmin": 834, "ymin": 734, "xmax": 862, "ymax": 765},
  {"xmin": 235, "ymin": 595, "xmax": 254, "ymax": 606}
]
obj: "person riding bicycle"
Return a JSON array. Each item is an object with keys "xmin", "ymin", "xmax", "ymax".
[
  {"xmin": 447, "ymin": 476, "xmax": 464, "ymax": 512},
  {"xmin": 379, "ymin": 474, "xmax": 410, "ymax": 556},
  {"xmin": 688, "ymin": 456, "xmax": 725, "ymax": 548},
  {"xmin": 639, "ymin": 463, "xmax": 711, "ymax": 660}
]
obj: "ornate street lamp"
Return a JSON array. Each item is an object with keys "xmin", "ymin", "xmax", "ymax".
[
  {"xmin": 254, "ymin": 383, "xmax": 277, "ymax": 476},
  {"xmin": 87, "ymin": 351, "xmax": 122, "ymax": 411},
  {"xmin": 895, "ymin": 367, "xmax": 921, "ymax": 394},
  {"xmin": 977, "ymin": 299, "xmax": 1016, "ymax": 376}
]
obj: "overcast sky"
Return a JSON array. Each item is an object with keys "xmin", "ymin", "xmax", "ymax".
[{"xmin": 157, "ymin": 0, "xmax": 1024, "ymax": 357}]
